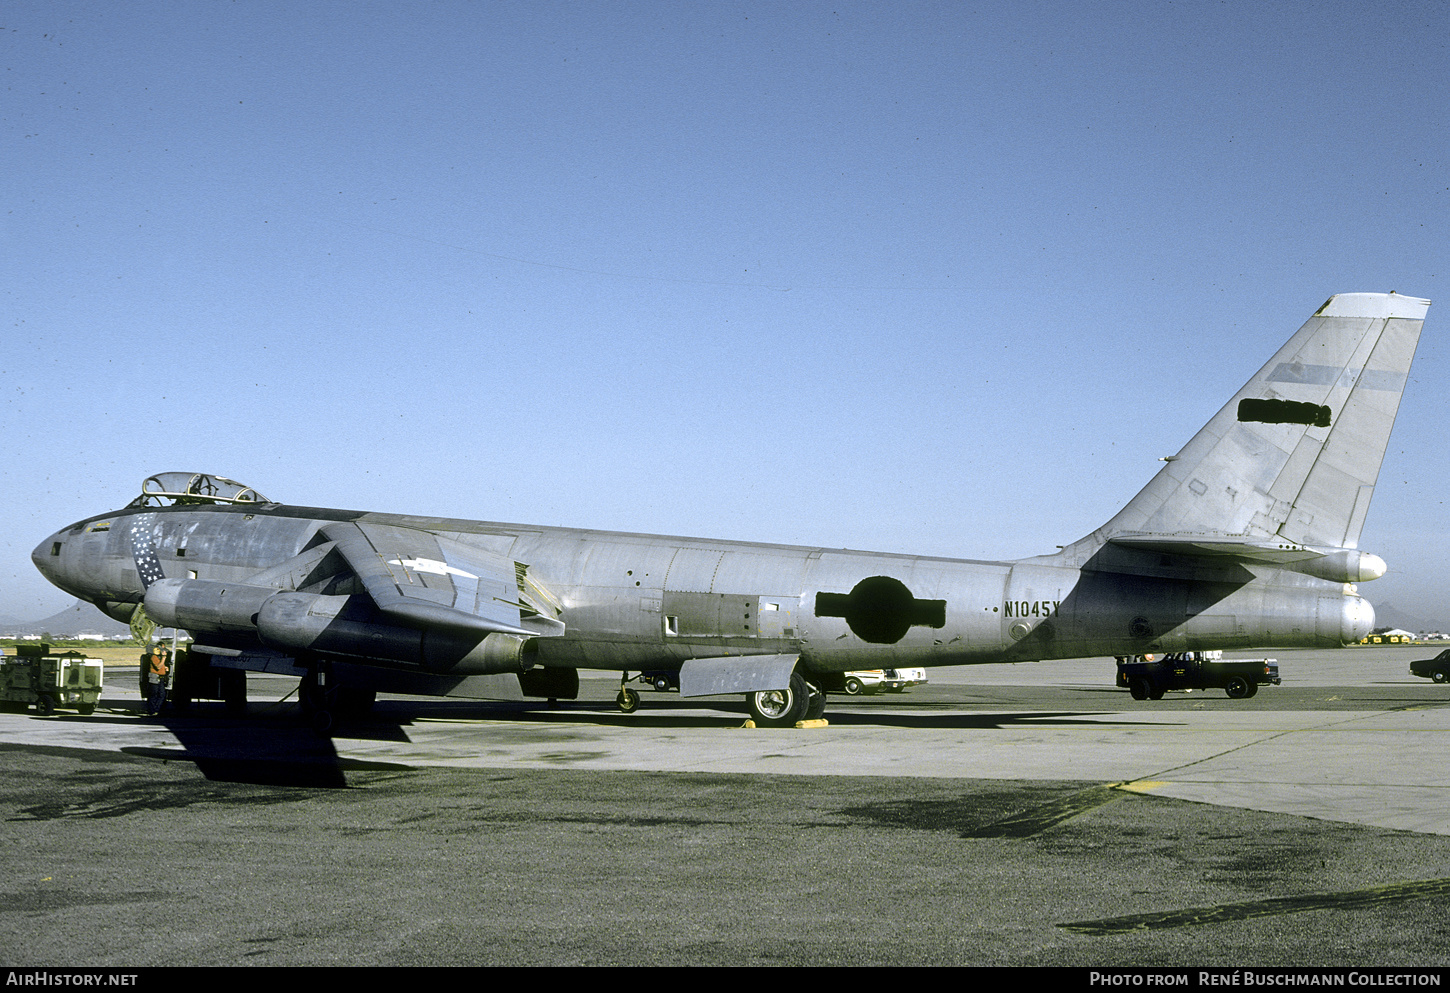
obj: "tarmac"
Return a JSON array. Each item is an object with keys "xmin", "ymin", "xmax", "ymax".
[{"xmin": 3, "ymin": 645, "xmax": 1449, "ymax": 967}]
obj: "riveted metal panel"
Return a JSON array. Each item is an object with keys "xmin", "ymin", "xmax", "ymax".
[
  {"xmin": 662, "ymin": 591, "xmax": 756, "ymax": 638},
  {"xmin": 664, "ymin": 547, "xmax": 722, "ymax": 592}
]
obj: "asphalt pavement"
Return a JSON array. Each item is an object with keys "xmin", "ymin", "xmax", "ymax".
[{"xmin": 3, "ymin": 646, "xmax": 1448, "ymax": 967}]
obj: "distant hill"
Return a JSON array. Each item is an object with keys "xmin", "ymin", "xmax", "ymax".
[
  {"xmin": 2, "ymin": 600, "xmax": 132, "ymax": 638},
  {"xmin": 1373, "ymin": 604, "xmax": 1446, "ymax": 636}
]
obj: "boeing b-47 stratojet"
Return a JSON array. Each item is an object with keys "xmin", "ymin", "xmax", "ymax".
[{"xmin": 32, "ymin": 292, "xmax": 1429, "ymax": 729}]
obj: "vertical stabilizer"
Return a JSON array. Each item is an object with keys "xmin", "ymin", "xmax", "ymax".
[{"xmin": 1096, "ymin": 292, "xmax": 1428, "ymax": 549}]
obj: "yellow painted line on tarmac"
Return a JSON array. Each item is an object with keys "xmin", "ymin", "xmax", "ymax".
[{"xmin": 1116, "ymin": 780, "xmax": 1168, "ymax": 793}]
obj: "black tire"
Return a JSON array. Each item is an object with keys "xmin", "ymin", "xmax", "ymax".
[
  {"xmin": 747, "ymin": 672, "xmax": 809, "ymax": 728},
  {"xmin": 1129, "ymin": 676, "xmax": 1151, "ymax": 701},
  {"xmin": 35, "ymin": 695, "xmax": 55, "ymax": 716},
  {"xmin": 1225, "ymin": 675, "xmax": 1252, "ymax": 699},
  {"xmin": 337, "ymin": 687, "xmax": 376, "ymax": 716},
  {"xmin": 222, "ymin": 670, "xmax": 248, "ymax": 717},
  {"xmin": 1434, "ymin": 670, "xmax": 1449, "ymax": 684},
  {"xmin": 652, "ymin": 675, "xmax": 671, "ymax": 693},
  {"xmin": 843, "ymin": 677, "xmax": 864, "ymax": 696},
  {"xmin": 309, "ymin": 708, "xmax": 335, "ymax": 737},
  {"xmin": 299, "ymin": 666, "xmax": 338, "ymax": 735},
  {"xmin": 803, "ymin": 678, "xmax": 826, "ymax": 721},
  {"xmin": 77, "ymin": 703, "xmax": 95, "ymax": 716},
  {"xmin": 616, "ymin": 688, "xmax": 640, "ymax": 713}
]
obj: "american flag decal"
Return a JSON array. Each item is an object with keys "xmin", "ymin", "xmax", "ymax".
[{"xmin": 127, "ymin": 514, "xmax": 165, "ymax": 588}]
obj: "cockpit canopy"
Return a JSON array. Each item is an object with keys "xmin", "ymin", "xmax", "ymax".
[{"xmin": 127, "ymin": 473, "xmax": 270, "ymax": 508}]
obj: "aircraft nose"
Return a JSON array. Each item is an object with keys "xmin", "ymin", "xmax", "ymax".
[
  {"xmin": 32, "ymin": 532, "xmax": 61, "ymax": 582},
  {"xmin": 32, "ymin": 526, "xmax": 78, "ymax": 595}
]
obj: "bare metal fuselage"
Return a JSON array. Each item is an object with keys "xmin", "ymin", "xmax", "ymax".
[
  {"xmin": 36, "ymin": 499, "xmax": 1367, "ymax": 678},
  {"xmin": 30, "ymin": 292, "xmax": 1429, "ymax": 719}
]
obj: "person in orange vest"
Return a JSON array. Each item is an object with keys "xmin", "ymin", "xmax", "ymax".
[{"xmin": 145, "ymin": 644, "xmax": 169, "ymax": 716}]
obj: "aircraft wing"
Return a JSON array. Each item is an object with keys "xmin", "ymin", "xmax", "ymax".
[{"xmin": 320, "ymin": 521, "xmax": 564, "ymax": 638}]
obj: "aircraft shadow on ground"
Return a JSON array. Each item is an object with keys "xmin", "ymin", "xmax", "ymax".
[
  {"xmin": 72, "ymin": 693, "xmax": 410, "ymax": 788},
  {"xmin": 353, "ymin": 698, "xmax": 1173, "ymax": 732}
]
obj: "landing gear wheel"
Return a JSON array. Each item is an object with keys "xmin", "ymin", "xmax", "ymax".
[
  {"xmin": 337, "ymin": 687, "xmax": 377, "ymax": 716},
  {"xmin": 617, "ymin": 688, "xmax": 640, "ymax": 713},
  {"xmin": 222, "ymin": 669, "xmax": 248, "ymax": 717},
  {"xmin": 746, "ymin": 673, "xmax": 809, "ymax": 728},
  {"xmin": 1224, "ymin": 675, "xmax": 1252, "ymax": 699},
  {"xmin": 803, "ymin": 679, "xmax": 826, "ymax": 721},
  {"xmin": 300, "ymin": 665, "xmax": 339, "ymax": 736}
]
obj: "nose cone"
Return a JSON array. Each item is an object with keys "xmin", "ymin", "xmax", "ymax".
[
  {"xmin": 31, "ymin": 525, "xmax": 87, "ymax": 599},
  {"xmin": 32, "ymin": 531, "xmax": 64, "ymax": 587}
]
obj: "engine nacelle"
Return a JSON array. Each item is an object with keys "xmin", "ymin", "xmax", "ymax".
[
  {"xmin": 1295, "ymin": 549, "xmax": 1388, "ymax": 583},
  {"xmin": 144, "ymin": 578, "xmax": 278, "ymax": 634},
  {"xmin": 144, "ymin": 580, "xmax": 537, "ymax": 674},
  {"xmin": 254, "ymin": 591, "xmax": 537, "ymax": 674}
]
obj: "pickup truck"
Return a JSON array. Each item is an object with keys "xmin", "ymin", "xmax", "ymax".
[{"xmin": 1116, "ymin": 651, "xmax": 1280, "ymax": 700}]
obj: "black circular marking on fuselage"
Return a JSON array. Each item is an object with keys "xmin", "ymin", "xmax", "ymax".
[
  {"xmin": 814, "ymin": 576, "xmax": 946, "ymax": 645},
  {"xmin": 843, "ymin": 575, "xmax": 916, "ymax": 644}
]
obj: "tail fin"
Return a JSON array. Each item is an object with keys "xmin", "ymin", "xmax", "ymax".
[{"xmin": 1097, "ymin": 292, "xmax": 1428, "ymax": 555}]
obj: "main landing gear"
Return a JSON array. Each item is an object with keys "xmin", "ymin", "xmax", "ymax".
[
  {"xmin": 299, "ymin": 663, "xmax": 377, "ymax": 736},
  {"xmin": 745, "ymin": 672, "xmax": 825, "ymax": 728},
  {"xmin": 615, "ymin": 669, "xmax": 826, "ymax": 727}
]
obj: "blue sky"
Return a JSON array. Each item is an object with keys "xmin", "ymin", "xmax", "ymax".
[{"xmin": 3, "ymin": 1, "xmax": 1447, "ymax": 626}]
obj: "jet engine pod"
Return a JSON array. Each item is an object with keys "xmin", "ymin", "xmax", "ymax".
[
  {"xmin": 143, "ymin": 578, "xmax": 280, "ymax": 634},
  {"xmin": 814, "ymin": 576, "xmax": 946, "ymax": 644},
  {"xmin": 254, "ymin": 591, "xmax": 537, "ymax": 674}
]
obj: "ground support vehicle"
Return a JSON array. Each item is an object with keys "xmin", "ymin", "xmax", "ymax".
[
  {"xmin": 881, "ymin": 668, "xmax": 929, "ymax": 692},
  {"xmin": 0, "ymin": 645, "xmax": 102, "ymax": 715},
  {"xmin": 816, "ymin": 670, "xmax": 887, "ymax": 696},
  {"xmin": 1410, "ymin": 649, "xmax": 1450, "ymax": 683},
  {"xmin": 1116, "ymin": 651, "xmax": 1280, "ymax": 700}
]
